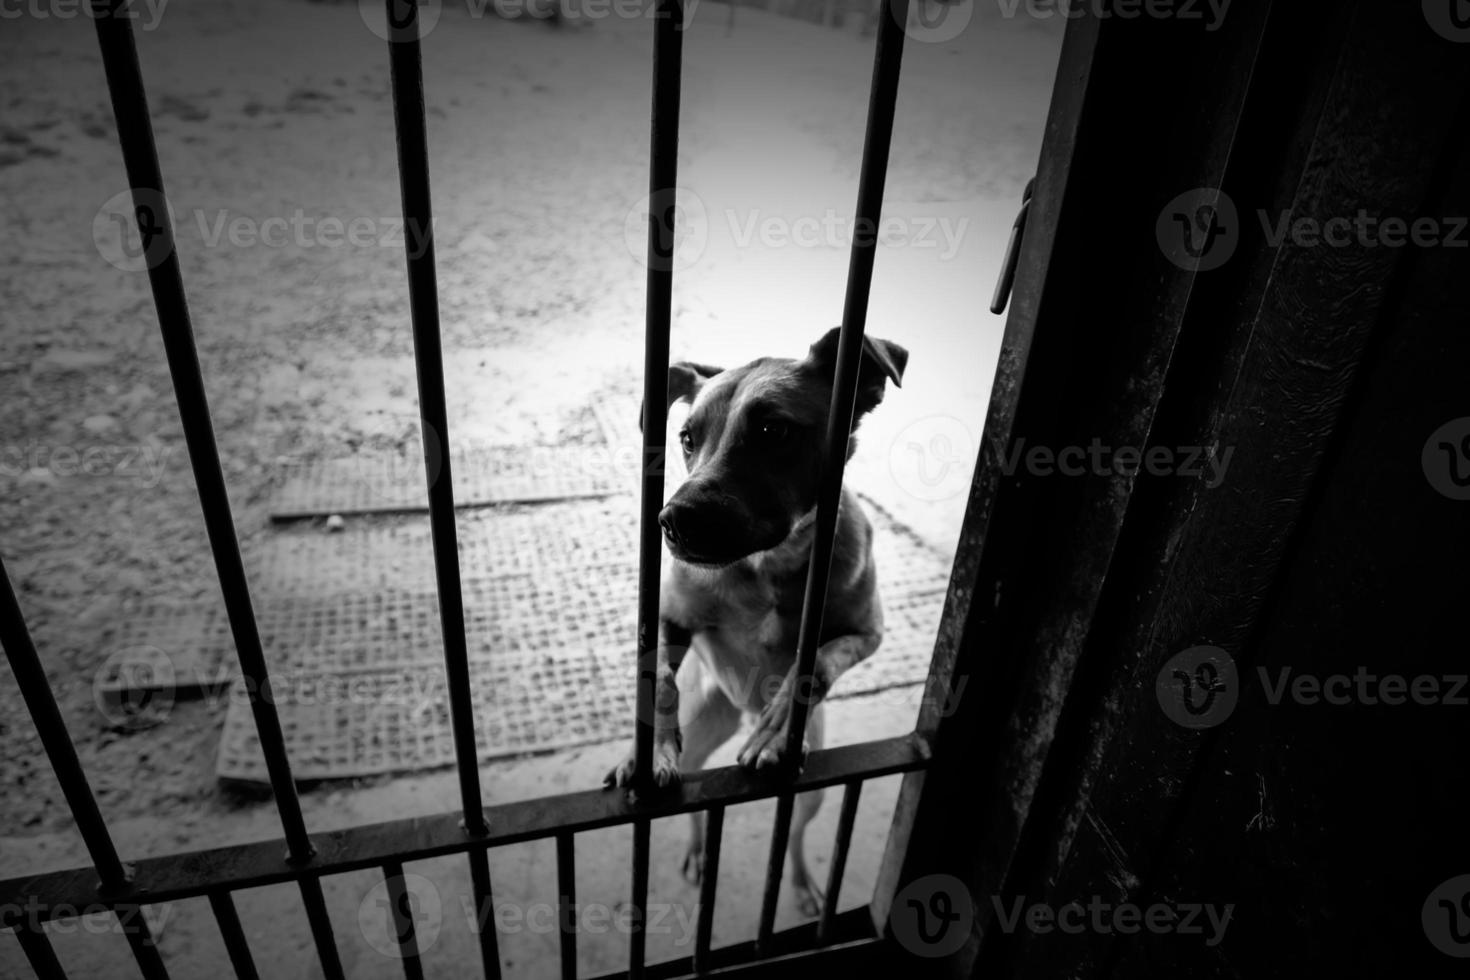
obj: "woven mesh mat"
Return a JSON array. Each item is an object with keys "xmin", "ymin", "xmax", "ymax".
[{"xmin": 173, "ymin": 496, "xmax": 951, "ymax": 783}]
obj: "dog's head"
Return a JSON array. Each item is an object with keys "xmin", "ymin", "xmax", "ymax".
[{"xmin": 650, "ymin": 327, "xmax": 908, "ymax": 568}]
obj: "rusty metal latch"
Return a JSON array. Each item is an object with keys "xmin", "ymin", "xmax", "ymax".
[{"xmin": 991, "ymin": 176, "xmax": 1035, "ymax": 315}]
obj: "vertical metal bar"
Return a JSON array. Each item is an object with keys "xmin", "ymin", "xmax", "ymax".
[
  {"xmin": 117, "ymin": 905, "xmax": 170, "ymax": 980},
  {"xmin": 816, "ymin": 781, "xmax": 863, "ymax": 943},
  {"xmin": 0, "ymin": 555, "xmax": 128, "ymax": 887},
  {"xmin": 754, "ymin": 792, "xmax": 795, "ymax": 954},
  {"xmin": 780, "ymin": 0, "xmax": 910, "ymax": 764},
  {"xmin": 0, "ymin": 565, "xmax": 171, "ymax": 974},
  {"xmin": 629, "ymin": 2, "xmax": 683, "ymax": 971},
  {"xmin": 692, "ymin": 806, "xmax": 725, "ymax": 975},
  {"xmin": 467, "ymin": 850, "xmax": 503, "ymax": 980},
  {"xmin": 382, "ymin": 863, "xmax": 425, "ymax": 980},
  {"xmin": 297, "ymin": 877, "xmax": 345, "ymax": 980},
  {"xmin": 88, "ymin": 0, "xmax": 314, "ymax": 862},
  {"xmin": 556, "ymin": 834, "xmax": 577, "ymax": 980},
  {"xmin": 629, "ymin": 818, "xmax": 651, "ymax": 979},
  {"xmin": 207, "ymin": 892, "xmax": 259, "ymax": 980},
  {"xmin": 633, "ymin": 0, "xmax": 685, "ymax": 789},
  {"xmin": 382, "ymin": 0, "xmax": 488, "ymax": 841},
  {"xmin": 753, "ymin": 0, "xmax": 910, "ymax": 957},
  {"xmin": 14, "ymin": 925, "xmax": 66, "ymax": 980}
]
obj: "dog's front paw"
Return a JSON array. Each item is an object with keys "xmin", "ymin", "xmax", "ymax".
[
  {"xmin": 736, "ymin": 696, "xmax": 808, "ymax": 771},
  {"xmin": 681, "ymin": 844, "xmax": 705, "ymax": 885},
  {"xmin": 793, "ymin": 880, "xmax": 824, "ymax": 919},
  {"xmin": 603, "ymin": 736, "xmax": 682, "ymax": 793}
]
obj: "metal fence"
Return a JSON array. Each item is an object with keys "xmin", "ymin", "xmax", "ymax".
[{"xmin": 0, "ymin": 0, "xmax": 960, "ymax": 976}]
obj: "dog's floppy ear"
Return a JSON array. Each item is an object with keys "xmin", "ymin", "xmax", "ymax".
[
  {"xmin": 638, "ymin": 361, "xmax": 724, "ymax": 433},
  {"xmin": 806, "ymin": 326, "xmax": 909, "ymax": 418}
]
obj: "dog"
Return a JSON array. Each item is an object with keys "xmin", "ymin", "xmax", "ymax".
[{"xmin": 604, "ymin": 326, "xmax": 908, "ymax": 917}]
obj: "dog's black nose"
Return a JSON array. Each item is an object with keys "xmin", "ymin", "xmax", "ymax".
[{"xmin": 658, "ymin": 505, "xmax": 684, "ymax": 548}]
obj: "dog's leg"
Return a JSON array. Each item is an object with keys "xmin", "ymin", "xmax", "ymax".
[
  {"xmin": 675, "ymin": 654, "xmax": 741, "ymax": 885},
  {"xmin": 605, "ymin": 620, "xmax": 693, "ymax": 791},
  {"xmin": 787, "ymin": 702, "xmax": 826, "ymax": 917},
  {"xmin": 736, "ymin": 633, "xmax": 879, "ymax": 770}
]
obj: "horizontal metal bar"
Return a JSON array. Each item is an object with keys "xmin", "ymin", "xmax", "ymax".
[{"xmin": 0, "ymin": 735, "xmax": 928, "ymax": 924}]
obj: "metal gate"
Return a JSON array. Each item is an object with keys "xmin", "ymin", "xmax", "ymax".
[{"xmin": 0, "ymin": 0, "xmax": 978, "ymax": 977}]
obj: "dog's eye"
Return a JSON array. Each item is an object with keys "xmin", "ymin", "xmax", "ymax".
[
  {"xmin": 758, "ymin": 421, "xmax": 790, "ymax": 442},
  {"xmin": 679, "ymin": 430, "xmax": 694, "ymax": 454}
]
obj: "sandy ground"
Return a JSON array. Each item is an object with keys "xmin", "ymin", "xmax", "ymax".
[{"xmin": 0, "ymin": 0, "xmax": 1061, "ymax": 975}]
